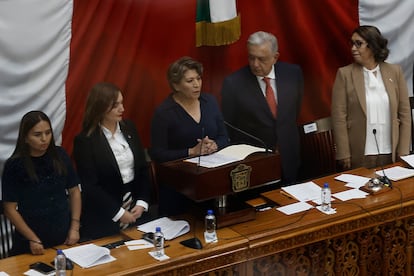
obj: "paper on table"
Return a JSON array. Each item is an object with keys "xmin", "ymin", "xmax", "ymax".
[
  {"xmin": 335, "ymin": 174, "xmax": 371, "ymax": 188},
  {"xmin": 137, "ymin": 217, "xmax": 190, "ymax": 240},
  {"xmin": 124, "ymin": 239, "xmax": 154, "ymax": 250},
  {"xmin": 312, "ymin": 197, "xmax": 335, "ymax": 205},
  {"xmin": 281, "ymin": 181, "xmax": 322, "ymax": 202},
  {"xmin": 63, "ymin": 243, "xmax": 116, "ymax": 268},
  {"xmin": 23, "ymin": 270, "xmax": 49, "ymax": 276},
  {"xmin": 276, "ymin": 201, "xmax": 314, "ymax": 215},
  {"xmin": 333, "ymin": 189, "xmax": 369, "ymax": 201},
  {"xmin": 376, "ymin": 166, "xmax": 414, "ymax": 181},
  {"xmin": 184, "ymin": 144, "xmax": 266, "ymax": 168},
  {"xmin": 401, "ymin": 154, "xmax": 414, "ymax": 167}
]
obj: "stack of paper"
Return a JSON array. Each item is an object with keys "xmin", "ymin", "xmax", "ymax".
[
  {"xmin": 63, "ymin": 244, "xmax": 116, "ymax": 268},
  {"xmin": 137, "ymin": 217, "xmax": 190, "ymax": 240},
  {"xmin": 281, "ymin": 181, "xmax": 322, "ymax": 202},
  {"xmin": 334, "ymin": 174, "xmax": 370, "ymax": 188},
  {"xmin": 376, "ymin": 166, "xmax": 414, "ymax": 181}
]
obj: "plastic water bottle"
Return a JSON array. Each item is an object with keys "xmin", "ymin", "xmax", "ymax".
[
  {"xmin": 153, "ymin": 227, "xmax": 164, "ymax": 257},
  {"xmin": 204, "ymin": 209, "xmax": 218, "ymax": 243},
  {"xmin": 321, "ymin": 183, "xmax": 331, "ymax": 211},
  {"xmin": 54, "ymin": 249, "xmax": 66, "ymax": 276}
]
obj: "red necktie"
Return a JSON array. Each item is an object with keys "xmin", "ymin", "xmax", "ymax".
[{"xmin": 263, "ymin": 77, "xmax": 277, "ymax": 118}]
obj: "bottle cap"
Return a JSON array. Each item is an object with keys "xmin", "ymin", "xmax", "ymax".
[
  {"xmin": 57, "ymin": 249, "xmax": 63, "ymax": 254},
  {"xmin": 155, "ymin": 226, "xmax": 161, "ymax": 232},
  {"xmin": 207, "ymin": 209, "xmax": 213, "ymax": 215},
  {"xmin": 323, "ymin": 183, "xmax": 329, "ymax": 188}
]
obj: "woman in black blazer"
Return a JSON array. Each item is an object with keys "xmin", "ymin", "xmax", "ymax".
[{"xmin": 73, "ymin": 82, "xmax": 151, "ymax": 240}]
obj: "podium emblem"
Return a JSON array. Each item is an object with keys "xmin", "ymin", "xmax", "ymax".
[{"xmin": 230, "ymin": 164, "xmax": 252, "ymax": 192}]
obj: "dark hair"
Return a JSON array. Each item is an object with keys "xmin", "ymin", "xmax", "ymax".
[
  {"xmin": 353, "ymin": 25, "xmax": 389, "ymax": 62},
  {"xmin": 167, "ymin": 56, "xmax": 203, "ymax": 92},
  {"xmin": 11, "ymin": 111, "xmax": 66, "ymax": 181},
  {"xmin": 82, "ymin": 82, "xmax": 121, "ymax": 136}
]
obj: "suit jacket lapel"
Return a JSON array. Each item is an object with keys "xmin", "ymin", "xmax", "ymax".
[
  {"xmin": 379, "ymin": 63, "xmax": 396, "ymax": 115},
  {"xmin": 352, "ymin": 64, "xmax": 367, "ymax": 116},
  {"xmin": 120, "ymin": 122, "xmax": 137, "ymax": 162}
]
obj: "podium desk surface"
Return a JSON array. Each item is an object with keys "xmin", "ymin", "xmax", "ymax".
[{"xmin": 157, "ymin": 152, "xmax": 281, "ymax": 201}]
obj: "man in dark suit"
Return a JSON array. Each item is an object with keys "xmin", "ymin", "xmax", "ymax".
[{"xmin": 221, "ymin": 31, "xmax": 304, "ymax": 185}]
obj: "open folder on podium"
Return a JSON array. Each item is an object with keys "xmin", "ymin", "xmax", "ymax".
[
  {"xmin": 184, "ymin": 144, "xmax": 267, "ymax": 168},
  {"xmin": 157, "ymin": 144, "xmax": 280, "ymax": 202}
]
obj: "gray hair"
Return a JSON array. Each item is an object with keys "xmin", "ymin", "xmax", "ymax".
[{"xmin": 247, "ymin": 31, "xmax": 278, "ymax": 53}]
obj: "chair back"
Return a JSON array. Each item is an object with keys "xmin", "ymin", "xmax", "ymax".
[
  {"xmin": 298, "ymin": 117, "xmax": 336, "ymax": 181},
  {"xmin": 0, "ymin": 201, "xmax": 14, "ymax": 259}
]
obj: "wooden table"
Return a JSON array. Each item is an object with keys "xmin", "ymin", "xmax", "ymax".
[
  {"xmin": 231, "ymin": 165, "xmax": 414, "ymax": 275},
  {"xmin": 0, "ymin": 219, "xmax": 248, "ymax": 275},
  {"xmin": 1, "ymin": 165, "xmax": 414, "ymax": 275}
]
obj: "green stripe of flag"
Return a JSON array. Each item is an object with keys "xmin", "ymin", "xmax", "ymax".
[{"xmin": 196, "ymin": 0, "xmax": 211, "ymax": 22}]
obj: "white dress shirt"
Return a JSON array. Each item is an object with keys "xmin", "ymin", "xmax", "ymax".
[{"xmin": 101, "ymin": 123, "xmax": 148, "ymax": 222}]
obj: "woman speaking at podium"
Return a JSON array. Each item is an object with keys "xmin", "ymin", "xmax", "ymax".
[{"xmin": 150, "ymin": 56, "xmax": 229, "ymax": 216}]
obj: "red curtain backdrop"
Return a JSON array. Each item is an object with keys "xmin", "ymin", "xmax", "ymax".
[{"xmin": 63, "ymin": 0, "xmax": 358, "ymax": 153}]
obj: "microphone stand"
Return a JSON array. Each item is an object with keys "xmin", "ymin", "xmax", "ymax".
[
  {"xmin": 197, "ymin": 127, "xmax": 205, "ymax": 172},
  {"xmin": 372, "ymin": 129, "xmax": 392, "ymax": 189},
  {"xmin": 223, "ymin": 121, "xmax": 271, "ymax": 153}
]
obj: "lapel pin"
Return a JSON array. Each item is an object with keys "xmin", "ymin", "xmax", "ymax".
[{"xmin": 389, "ymin": 78, "xmax": 393, "ymax": 82}]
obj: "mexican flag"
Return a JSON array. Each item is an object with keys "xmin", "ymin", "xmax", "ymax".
[
  {"xmin": 196, "ymin": 0, "xmax": 241, "ymax": 47},
  {"xmin": 0, "ymin": 0, "xmax": 72, "ymax": 188}
]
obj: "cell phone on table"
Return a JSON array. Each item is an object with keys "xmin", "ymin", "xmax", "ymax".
[{"xmin": 29, "ymin": 262, "xmax": 55, "ymax": 274}]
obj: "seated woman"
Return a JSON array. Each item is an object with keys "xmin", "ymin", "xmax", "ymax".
[
  {"xmin": 2, "ymin": 111, "xmax": 81, "ymax": 255},
  {"xmin": 73, "ymin": 82, "xmax": 152, "ymax": 240},
  {"xmin": 150, "ymin": 56, "xmax": 229, "ymax": 216}
]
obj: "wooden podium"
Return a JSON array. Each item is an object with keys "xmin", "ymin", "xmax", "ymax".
[{"xmin": 156, "ymin": 152, "xmax": 281, "ymax": 227}]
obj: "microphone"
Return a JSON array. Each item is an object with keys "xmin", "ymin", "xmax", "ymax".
[
  {"xmin": 223, "ymin": 121, "xmax": 271, "ymax": 153},
  {"xmin": 372, "ymin": 129, "xmax": 392, "ymax": 188}
]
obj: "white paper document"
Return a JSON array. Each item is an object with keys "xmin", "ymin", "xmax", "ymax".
[
  {"xmin": 24, "ymin": 270, "xmax": 52, "ymax": 276},
  {"xmin": 184, "ymin": 144, "xmax": 266, "ymax": 168},
  {"xmin": 281, "ymin": 181, "xmax": 322, "ymax": 202},
  {"xmin": 276, "ymin": 201, "xmax": 314, "ymax": 215},
  {"xmin": 63, "ymin": 243, "xmax": 116, "ymax": 268},
  {"xmin": 376, "ymin": 166, "xmax": 414, "ymax": 181},
  {"xmin": 334, "ymin": 174, "xmax": 371, "ymax": 188},
  {"xmin": 401, "ymin": 154, "xmax": 414, "ymax": 167},
  {"xmin": 137, "ymin": 217, "xmax": 190, "ymax": 240},
  {"xmin": 333, "ymin": 189, "xmax": 369, "ymax": 201}
]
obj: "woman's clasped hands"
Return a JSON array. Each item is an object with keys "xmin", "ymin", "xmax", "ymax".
[{"xmin": 189, "ymin": 136, "xmax": 218, "ymax": 157}]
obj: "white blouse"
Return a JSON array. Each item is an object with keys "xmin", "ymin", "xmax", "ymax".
[{"xmin": 363, "ymin": 65, "xmax": 391, "ymax": 155}]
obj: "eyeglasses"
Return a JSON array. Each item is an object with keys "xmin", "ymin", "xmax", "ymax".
[{"xmin": 349, "ymin": 40, "xmax": 367, "ymax": 48}]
